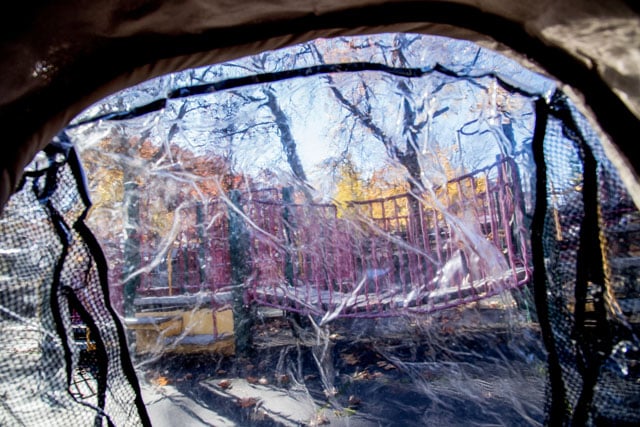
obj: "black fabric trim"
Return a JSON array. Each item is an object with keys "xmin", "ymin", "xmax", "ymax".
[
  {"xmin": 41, "ymin": 196, "xmax": 113, "ymax": 426},
  {"xmin": 32, "ymin": 150, "xmax": 113, "ymax": 426},
  {"xmin": 63, "ymin": 136, "xmax": 153, "ymax": 427},
  {"xmin": 530, "ymin": 94, "xmax": 568, "ymax": 424},
  {"xmin": 44, "ymin": 202, "xmax": 76, "ymax": 402},
  {"xmin": 29, "ymin": 152, "xmax": 78, "ymax": 413},
  {"xmin": 548, "ymin": 92, "xmax": 610, "ymax": 426},
  {"xmin": 64, "ymin": 289, "xmax": 113, "ymax": 427},
  {"xmin": 73, "ymin": 217, "xmax": 153, "ymax": 427},
  {"xmin": 68, "ymin": 61, "xmax": 542, "ymax": 128}
]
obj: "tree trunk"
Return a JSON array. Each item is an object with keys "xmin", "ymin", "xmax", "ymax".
[
  {"xmin": 227, "ymin": 190, "xmax": 254, "ymax": 356},
  {"xmin": 122, "ymin": 178, "xmax": 141, "ymax": 318}
]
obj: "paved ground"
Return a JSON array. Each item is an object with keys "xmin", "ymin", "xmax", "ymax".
[
  {"xmin": 0, "ymin": 290, "xmax": 546, "ymax": 426},
  {"xmin": 140, "ymin": 300, "xmax": 547, "ymax": 426}
]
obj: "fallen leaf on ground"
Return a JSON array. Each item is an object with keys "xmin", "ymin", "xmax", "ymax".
[
  {"xmin": 151, "ymin": 376, "xmax": 169, "ymax": 387},
  {"xmin": 353, "ymin": 370, "xmax": 371, "ymax": 380},
  {"xmin": 341, "ymin": 353, "xmax": 359, "ymax": 365},
  {"xmin": 376, "ymin": 361, "xmax": 396, "ymax": 370},
  {"xmin": 217, "ymin": 379, "xmax": 232, "ymax": 389},
  {"xmin": 236, "ymin": 397, "xmax": 260, "ymax": 408}
]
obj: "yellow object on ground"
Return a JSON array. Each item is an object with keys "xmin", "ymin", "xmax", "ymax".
[{"xmin": 125, "ymin": 308, "xmax": 235, "ymax": 356}]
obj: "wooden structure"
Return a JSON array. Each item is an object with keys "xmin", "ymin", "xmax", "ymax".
[{"xmin": 123, "ymin": 156, "xmax": 531, "ymax": 353}]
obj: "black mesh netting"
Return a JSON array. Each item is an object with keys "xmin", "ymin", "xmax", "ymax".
[
  {"xmin": 0, "ymin": 138, "xmax": 150, "ymax": 426},
  {"xmin": 533, "ymin": 92, "xmax": 640, "ymax": 425}
]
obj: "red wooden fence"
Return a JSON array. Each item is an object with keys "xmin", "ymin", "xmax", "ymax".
[{"xmin": 120, "ymin": 156, "xmax": 531, "ymax": 318}]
